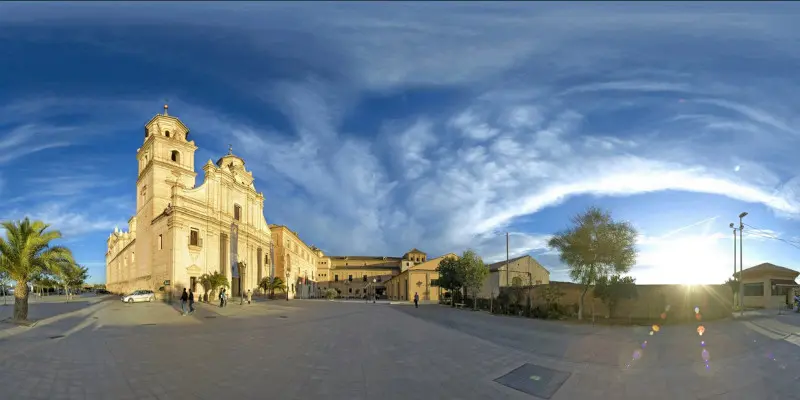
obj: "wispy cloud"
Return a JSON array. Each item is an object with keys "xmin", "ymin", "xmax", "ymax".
[{"xmin": 2, "ymin": 3, "xmax": 800, "ymax": 283}]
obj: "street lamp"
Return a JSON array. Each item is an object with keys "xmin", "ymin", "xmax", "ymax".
[
  {"xmin": 372, "ymin": 278, "xmax": 377, "ymax": 303},
  {"xmin": 738, "ymin": 212, "xmax": 748, "ymax": 317},
  {"xmin": 284, "ymin": 267, "xmax": 290, "ymax": 302},
  {"xmin": 729, "ymin": 222, "xmax": 738, "ymax": 309}
]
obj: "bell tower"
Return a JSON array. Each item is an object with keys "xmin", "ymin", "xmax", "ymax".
[{"xmin": 136, "ymin": 104, "xmax": 198, "ymax": 222}]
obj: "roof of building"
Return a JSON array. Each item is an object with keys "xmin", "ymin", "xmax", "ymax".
[
  {"xmin": 329, "ymin": 255, "xmax": 403, "ymax": 261},
  {"xmin": 739, "ymin": 262, "xmax": 800, "ymax": 278},
  {"xmin": 486, "ymin": 255, "xmax": 529, "ymax": 272},
  {"xmin": 405, "ymin": 248, "xmax": 426, "ymax": 254}
]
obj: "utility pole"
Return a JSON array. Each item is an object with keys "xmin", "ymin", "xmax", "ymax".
[
  {"xmin": 506, "ymin": 232, "xmax": 510, "ymax": 287},
  {"xmin": 738, "ymin": 212, "xmax": 748, "ymax": 317},
  {"xmin": 729, "ymin": 222, "xmax": 738, "ymax": 309}
]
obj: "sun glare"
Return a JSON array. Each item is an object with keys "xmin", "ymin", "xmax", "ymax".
[{"xmin": 639, "ymin": 236, "xmax": 729, "ymax": 285}]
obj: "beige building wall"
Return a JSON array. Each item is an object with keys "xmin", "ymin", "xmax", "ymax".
[
  {"xmin": 737, "ymin": 263, "xmax": 799, "ymax": 309},
  {"xmin": 478, "ymin": 255, "xmax": 551, "ymax": 299},
  {"xmin": 106, "ymin": 107, "xmax": 273, "ymax": 299},
  {"xmin": 386, "ymin": 253, "xmax": 456, "ymax": 302},
  {"xmin": 270, "ymin": 225, "xmax": 319, "ymax": 299}
]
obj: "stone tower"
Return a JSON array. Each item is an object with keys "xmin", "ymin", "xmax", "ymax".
[{"xmin": 133, "ymin": 105, "xmax": 198, "ymax": 276}]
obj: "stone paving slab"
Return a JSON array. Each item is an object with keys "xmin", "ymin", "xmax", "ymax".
[{"xmin": 0, "ymin": 300, "xmax": 798, "ymax": 399}]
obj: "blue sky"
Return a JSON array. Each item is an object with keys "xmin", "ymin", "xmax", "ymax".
[{"xmin": 2, "ymin": 2, "xmax": 800, "ymax": 285}]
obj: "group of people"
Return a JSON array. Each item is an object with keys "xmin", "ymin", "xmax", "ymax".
[{"xmin": 180, "ymin": 287, "xmax": 254, "ymax": 315}]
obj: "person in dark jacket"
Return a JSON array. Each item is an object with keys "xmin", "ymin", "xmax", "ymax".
[
  {"xmin": 414, "ymin": 292, "xmax": 419, "ymax": 308},
  {"xmin": 188, "ymin": 289, "xmax": 195, "ymax": 314},
  {"xmin": 180, "ymin": 288, "xmax": 188, "ymax": 315}
]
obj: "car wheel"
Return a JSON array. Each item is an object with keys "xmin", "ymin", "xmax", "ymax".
[
  {"xmin": 127, "ymin": 298, "xmax": 134, "ymax": 303},
  {"xmin": 148, "ymin": 296, "xmax": 153, "ymax": 302}
]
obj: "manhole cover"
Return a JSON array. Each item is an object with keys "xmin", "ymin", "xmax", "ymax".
[
  {"xmin": 204, "ymin": 316, "xmax": 216, "ymax": 319},
  {"xmin": 494, "ymin": 363, "xmax": 571, "ymax": 399},
  {"xmin": 278, "ymin": 315, "xmax": 288, "ymax": 319},
  {"xmin": 49, "ymin": 335, "xmax": 65, "ymax": 339}
]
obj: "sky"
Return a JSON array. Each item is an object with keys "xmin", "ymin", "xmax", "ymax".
[{"xmin": 1, "ymin": 2, "xmax": 800, "ymax": 285}]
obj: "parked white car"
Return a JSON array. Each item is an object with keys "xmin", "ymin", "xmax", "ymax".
[{"xmin": 121, "ymin": 290, "xmax": 155, "ymax": 303}]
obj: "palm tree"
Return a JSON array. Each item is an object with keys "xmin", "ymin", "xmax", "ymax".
[
  {"xmin": 0, "ymin": 218, "xmax": 74, "ymax": 322},
  {"xmin": 199, "ymin": 271, "xmax": 229, "ymax": 302},
  {"xmin": 258, "ymin": 276, "xmax": 286, "ymax": 298}
]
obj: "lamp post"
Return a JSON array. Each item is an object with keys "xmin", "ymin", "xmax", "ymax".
[
  {"xmin": 729, "ymin": 222, "xmax": 738, "ymax": 309},
  {"xmin": 239, "ymin": 262, "xmax": 247, "ymax": 305},
  {"xmin": 738, "ymin": 211, "xmax": 748, "ymax": 317},
  {"xmin": 372, "ymin": 278, "xmax": 377, "ymax": 303},
  {"xmin": 284, "ymin": 267, "xmax": 290, "ymax": 302}
]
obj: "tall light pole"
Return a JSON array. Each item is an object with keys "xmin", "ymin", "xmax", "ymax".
[
  {"xmin": 729, "ymin": 222, "xmax": 738, "ymax": 309},
  {"xmin": 738, "ymin": 212, "xmax": 748, "ymax": 317},
  {"xmin": 506, "ymin": 232, "xmax": 510, "ymax": 287}
]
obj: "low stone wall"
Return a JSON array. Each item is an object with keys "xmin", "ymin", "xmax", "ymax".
[{"xmin": 499, "ymin": 281, "xmax": 733, "ymax": 322}]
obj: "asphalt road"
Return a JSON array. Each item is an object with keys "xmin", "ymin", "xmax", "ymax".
[{"xmin": 0, "ymin": 299, "xmax": 797, "ymax": 400}]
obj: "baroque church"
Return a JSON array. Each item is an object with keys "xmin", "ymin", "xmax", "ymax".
[{"xmin": 105, "ymin": 106, "xmax": 273, "ymax": 297}]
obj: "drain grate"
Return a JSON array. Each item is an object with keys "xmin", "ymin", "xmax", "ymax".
[
  {"xmin": 204, "ymin": 316, "xmax": 216, "ymax": 319},
  {"xmin": 494, "ymin": 363, "xmax": 571, "ymax": 399},
  {"xmin": 49, "ymin": 335, "xmax": 65, "ymax": 339}
]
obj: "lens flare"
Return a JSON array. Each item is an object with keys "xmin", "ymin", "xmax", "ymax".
[
  {"xmin": 665, "ymin": 305, "xmax": 671, "ymax": 312},
  {"xmin": 632, "ymin": 349, "xmax": 642, "ymax": 360},
  {"xmin": 660, "ymin": 313, "xmax": 667, "ymax": 320},
  {"xmin": 694, "ymin": 307, "xmax": 700, "ymax": 314},
  {"xmin": 701, "ymin": 349, "xmax": 710, "ymax": 362},
  {"xmin": 697, "ymin": 325, "xmax": 705, "ymax": 336},
  {"xmin": 652, "ymin": 324, "xmax": 660, "ymax": 332},
  {"xmin": 695, "ymin": 314, "xmax": 702, "ymax": 321}
]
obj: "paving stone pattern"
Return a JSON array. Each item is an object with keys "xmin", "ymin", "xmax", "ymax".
[{"xmin": 0, "ymin": 299, "xmax": 799, "ymax": 399}]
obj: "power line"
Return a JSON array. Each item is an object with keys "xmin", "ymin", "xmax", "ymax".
[{"xmin": 742, "ymin": 223, "xmax": 800, "ymax": 250}]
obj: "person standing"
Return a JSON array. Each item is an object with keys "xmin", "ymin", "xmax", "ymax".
[
  {"xmin": 246, "ymin": 289, "xmax": 253, "ymax": 305},
  {"xmin": 219, "ymin": 288, "xmax": 225, "ymax": 308},
  {"xmin": 413, "ymin": 292, "xmax": 419, "ymax": 308},
  {"xmin": 180, "ymin": 288, "xmax": 188, "ymax": 315},
  {"xmin": 188, "ymin": 289, "xmax": 195, "ymax": 314}
]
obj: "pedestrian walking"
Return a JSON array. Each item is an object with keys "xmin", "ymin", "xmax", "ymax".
[
  {"xmin": 247, "ymin": 289, "xmax": 253, "ymax": 305},
  {"xmin": 414, "ymin": 292, "xmax": 419, "ymax": 308},
  {"xmin": 188, "ymin": 289, "xmax": 195, "ymax": 314},
  {"xmin": 180, "ymin": 288, "xmax": 188, "ymax": 315},
  {"xmin": 219, "ymin": 289, "xmax": 225, "ymax": 308}
]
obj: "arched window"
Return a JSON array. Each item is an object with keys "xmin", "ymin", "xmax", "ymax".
[
  {"xmin": 165, "ymin": 130, "xmax": 171, "ymax": 138},
  {"xmin": 171, "ymin": 150, "xmax": 180, "ymax": 163}
]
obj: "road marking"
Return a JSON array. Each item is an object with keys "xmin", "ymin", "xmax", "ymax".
[{"xmin": 742, "ymin": 321, "xmax": 786, "ymax": 340}]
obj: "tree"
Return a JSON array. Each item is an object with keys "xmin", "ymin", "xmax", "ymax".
[
  {"xmin": 593, "ymin": 274, "xmax": 638, "ymax": 318},
  {"xmin": 0, "ymin": 218, "xmax": 75, "ymax": 321},
  {"xmin": 258, "ymin": 276, "xmax": 286, "ymax": 298},
  {"xmin": 199, "ymin": 271, "xmax": 229, "ymax": 302},
  {"xmin": 724, "ymin": 276, "xmax": 740, "ymax": 308},
  {"xmin": 52, "ymin": 262, "xmax": 89, "ymax": 301},
  {"xmin": 0, "ymin": 268, "xmax": 9, "ymax": 305},
  {"xmin": 547, "ymin": 207, "xmax": 638, "ymax": 320},
  {"xmin": 460, "ymin": 249, "xmax": 489, "ymax": 310},
  {"xmin": 436, "ymin": 256, "xmax": 463, "ymax": 307}
]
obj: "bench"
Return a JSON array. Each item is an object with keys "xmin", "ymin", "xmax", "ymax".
[{"xmin": 454, "ymin": 303, "xmax": 466, "ymax": 309}]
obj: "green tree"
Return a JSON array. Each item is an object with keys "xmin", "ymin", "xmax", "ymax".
[
  {"xmin": 593, "ymin": 274, "xmax": 638, "ymax": 318},
  {"xmin": 547, "ymin": 207, "xmax": 638, "ymax": 320},
  {"xmin": 52, "ymin": 262, "xmax": 89, "ymax": 301},
  {"xmin": 199, "ymin": 271, "xmax": 229, "ymax": 302},
  {"xmin": 436, "ymin": 256, "xmax": 463, "ymax": 307},
  {"xmin": 0, "ymin": 218, "xmax": 75, "ymax": 321},
  {"xmin": 724, "ymin": 276, "xmax": 740, "ymax": 308},
  {"xmin": 0, "ymin": 268, "xmax": 10, "ymax": 305},
  {"xmin": 460, "ymin": 249, "xmax": 489, "ymax": 310},
  {"xmin": 258, "ymin": 276, "xmax": 286, "ymax": 298}
]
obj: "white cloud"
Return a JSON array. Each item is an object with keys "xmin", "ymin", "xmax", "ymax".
[{"xmin": 3, "ymin": 3, "xmax": 800, "ymax": 279}]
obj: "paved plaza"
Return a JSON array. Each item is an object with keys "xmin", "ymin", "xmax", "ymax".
[{"xmin": 0, "ymin": 299, "xmax": 799, "ymax": 399}]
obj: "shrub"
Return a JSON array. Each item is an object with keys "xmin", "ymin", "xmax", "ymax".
[{"xmin": 324, "ymin": 288, "xmax": 337, "ymax": 300}]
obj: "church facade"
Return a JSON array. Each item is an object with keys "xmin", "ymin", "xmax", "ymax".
[{"xmin": 105, "ymin": 106, "xmax": 274, "ymax": 298}]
